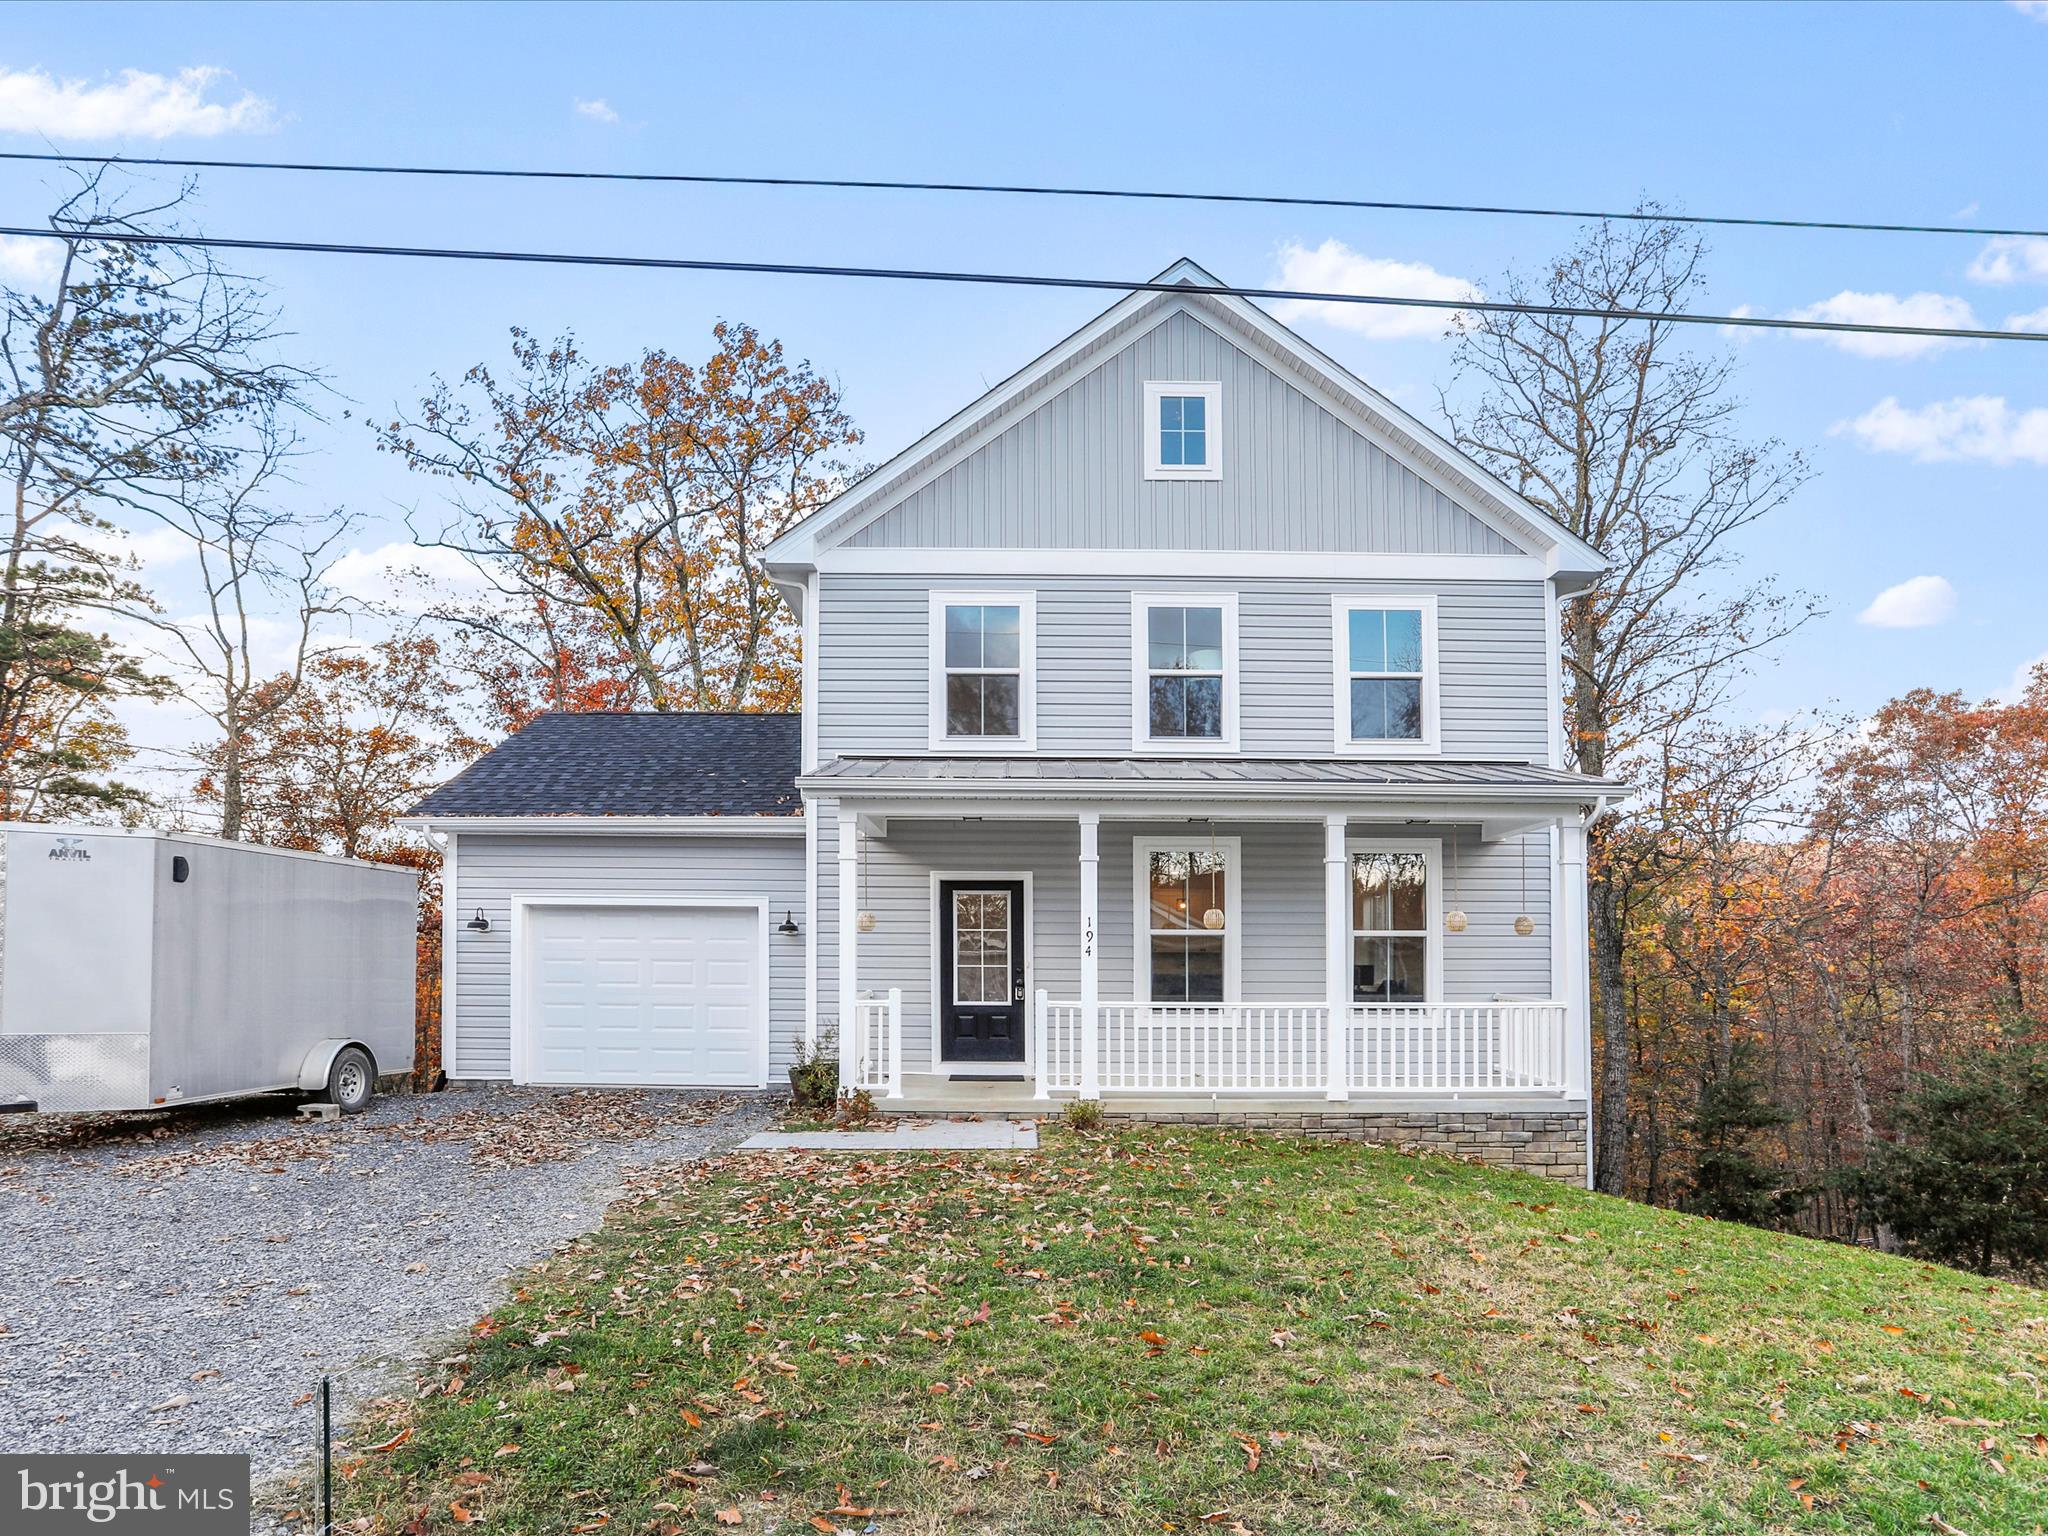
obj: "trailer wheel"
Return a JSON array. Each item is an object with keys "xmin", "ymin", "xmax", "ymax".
[{"xmin": 322, "ymin": 1045, "xmax": 376, "ymax": 1114}]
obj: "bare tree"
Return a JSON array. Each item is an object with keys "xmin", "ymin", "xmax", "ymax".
[
  {"xmin": 0, "ymin": 172, "xmax": 309, "ymax": 816},
  {"xmin": 1441, "ymin": 213, "xmax": 1816, "ymax": 1193},
  {"xmin": 124, "ymin": 409, "xmax": 356, "ymax": 839}
]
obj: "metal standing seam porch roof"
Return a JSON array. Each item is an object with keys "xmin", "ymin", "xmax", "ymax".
[{"xmin": 799, "ymin": 755, "xmax": 1626, "ymax": 802}]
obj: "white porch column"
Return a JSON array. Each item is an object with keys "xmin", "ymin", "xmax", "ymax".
[
  {"xmin": 1078, "ymin": 810, "xmax": 1101, "ymax": 1101},
  {"xmin": 1323, "ymin": 814, "xmax": 1349, "ymax": 1101},
  {"xmin": 1557, "ymin": 812, "xmax": 1594, "ymax": 1187},
  {"xmin": 836, "ymin": 810, "xmax": 859, "ymax": 1094}
]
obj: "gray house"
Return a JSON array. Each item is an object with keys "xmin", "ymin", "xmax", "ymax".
[{"xmin": 407, "ymin": 260, "xmax": 1621, "ymax": 1181}]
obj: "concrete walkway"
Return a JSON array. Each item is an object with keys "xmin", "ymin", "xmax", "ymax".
[{"xmin": 740, "ymin": 1118, "xmax": 1038, "ymax": 1152}]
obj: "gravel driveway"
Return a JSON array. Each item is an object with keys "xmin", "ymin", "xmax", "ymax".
[{"xmin": 0, "ymin": 1085, "xmax": 771, "ymax": 1480}]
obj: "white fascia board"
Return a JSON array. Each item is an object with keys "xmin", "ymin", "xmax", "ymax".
[
  {"xmin": 816, "ymin": 548, "xmax": 1547, "ymax": 582},
  {"xmin": 792, "ymin": 794, "xmax": 1612, "ymax": 825},
  {"xmin": 791, "ymin": 779, "xmax": 1620, "ymax": 808},
  {"xmin": 400, "ymin": 815, "xmax": 805, "ymax": 836}
]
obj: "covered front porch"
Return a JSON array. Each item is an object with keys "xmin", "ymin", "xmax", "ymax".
[{"xmin": 805, "ymin": 757, "xmax": 1616, "ymax": 1111}]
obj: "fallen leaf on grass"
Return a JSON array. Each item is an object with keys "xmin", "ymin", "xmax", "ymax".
[
  {"xmin": 448, "ymin": 1503, "xmax": 476, "ymax": 1525},
  {"xmin": 367, "ymin": 1428, "xmax": 413, "ymax": 1453},
  {"xmin": 1233, "ymin": 1434, "xmax": 1261, "ymax": 1473},
  {"xmin": 713, "ymin": 1511, "xmax": 741, "ymax": 1527}
]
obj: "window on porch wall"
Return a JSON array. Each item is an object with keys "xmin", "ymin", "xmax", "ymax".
[
  {"xmin": 1352, "ymin": 851, "xmax": 1429, "ymax": 1001},
  {"xmin": 1146, "ymin": 848, "xmax": 1227, "ymax": 1002}
]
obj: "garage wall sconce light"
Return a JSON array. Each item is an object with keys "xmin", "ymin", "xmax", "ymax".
[
  {"xmin": 465, "ymin": 908, "xmax": 491, "ymax": 932},
  {"xmin": 777, "ymin": 910, "xmax": 800, "ymax": 936}
]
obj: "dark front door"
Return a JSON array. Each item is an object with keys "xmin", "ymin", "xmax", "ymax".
[{"xmin": 937, "ymin": 880, "xmax": 1027, "ymax": 1063}]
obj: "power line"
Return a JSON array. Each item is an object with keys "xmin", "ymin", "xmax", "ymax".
[
  {"xmin": 2, "ymin": 149, "xmax": 2040, "ymax": 241},
  {"xmin": 3, "ymin": 223, "xmax": 2044, "ymax": 344}
]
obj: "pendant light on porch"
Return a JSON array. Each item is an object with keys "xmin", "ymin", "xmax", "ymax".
[
  {"xmin": 1513, "ymin": 832, "xmax": 1537, "ymax": 936},
  {"xmin": 1200, "ymin": 822, "xmax": 1225, "ymax": 930},
  {"xmin": 856, "ymin": 831, "xmax": 878, "ymax": 933},
  {"xmin": 1444, "ymin": 832, "xmax": 1468, "ymax": 933}
]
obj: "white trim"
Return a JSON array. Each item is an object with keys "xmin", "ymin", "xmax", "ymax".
[
  {"xmin": 926, "ymin": 868, "xmax": 1035, "ymax": 1076},
  {"xmin": 815, "ymin": 547, "xmax": 1549, "ymax": 581},
  {"xmin": 439, "ymin": 829, "xmax": 459, "ymax": 1079},
  {"xmin": 1132, "ymin": 834, "xmax": 1244, "ymax": 1004},
  {"xmin": 1142, "ymin": 379, "xmax": 1223, "ymax": 481},
  {"xmin": 404, "ymin": 815, "xmax": 803, "ymax": 837},
  {"xmin": 1344, "ymin": 835, "xmax": 1444, "ymax": 1005},
  {"xmin": 1330, "ymin": 594, "xmax": 1442, "ymax": 757},
  {"xmin": 926, "ymin": 589, "xmax": 1038, "ymax": 753},
  {"xmin": 803, "ymin": 801, "xmax": 819, "ymax": 1047},
  {"xmin": 1129, "ymin": 591, "xmax": 1240, "ymax": 754},
  {"xmin": 1544, "ymin": 578, "xmax": 1565, "ymax": 770},
  {"xmin": 507, "ymin": 895, "xmax": 772, "ymax": 1090},
  {"xmin": 801, "ymin": 568, "xmax": 820, "ymax": 774}
]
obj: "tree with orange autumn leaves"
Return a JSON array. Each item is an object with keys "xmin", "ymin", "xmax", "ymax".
[
  {"xmin": 1613, "ymin": 666, "xmax": 2048, "ymax": 1240},
  {"xmin": 380, "ymin": 322, "xmax": 860, "ymax": 728}
]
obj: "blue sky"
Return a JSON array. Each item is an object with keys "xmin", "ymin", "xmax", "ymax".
[{"xmin": 2, "ymin": 0, "xmax": 2045, "ymax": 772}]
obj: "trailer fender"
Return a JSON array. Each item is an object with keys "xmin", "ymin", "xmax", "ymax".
[{"xmin": 298, "ymin": 1039, "xmax": 375, "ymax": 1094}]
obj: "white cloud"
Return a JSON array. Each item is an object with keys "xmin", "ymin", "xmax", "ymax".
[
  {"xmin": 2007, "ymin": 304, "xmax": 2048, "ymax": 333},
  {"xmin": 1856, "ymin": 574, "xmax": 1957, "ymax": 629},
  {"xmin": 1833, "ymin": 395, "xmax": 2048, "ymax": 466},
  {"xmin": 0, "ymin": 65, "xmax": 275, "ymax": 140},
  {"xmin": 327, "ymin": 541, "xmax": 488, "ymax": 614},
  {"xmin": 1268, "ymin": 238, "xmax": 1483, "ymax": 340},
  {"xmin": 1967, "ymin": 236, "xmax": 2048, "ymax": 285},
  {"xmin": 2012, "ymin": 1, "xmax": 2048, "ymax": 21},
  {"xmin": 1999, "ymin": 652, "xmax": 2048, "ymax": 702},
  {"xmin": 1783, "ymin": 290, "xmax": 1978, "ymax": 358},
  {"xmin": 0, "ymin": 233, "xmax": 59, "ymax": 287},
  {"xmin": 572, "ymin": 97, "xmax": 620, "ymax": 124}
]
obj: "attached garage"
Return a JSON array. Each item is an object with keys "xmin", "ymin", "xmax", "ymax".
[
  {"xmin": 518, "ymin": 901, "xmax": 768, "ymax": 1087},
  {"xmin": 405, "ymin": 713, "xmax": 808, "ymax": 1091}
]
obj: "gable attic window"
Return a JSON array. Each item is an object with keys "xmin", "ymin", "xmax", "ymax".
[{"xmin": 1143, "ymin": 381, "xmax": 1223, "ymax": 481}]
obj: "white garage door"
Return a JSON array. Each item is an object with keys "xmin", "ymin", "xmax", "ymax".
[{"xmin": 523, "ymin": 904, "xmax": 762, "ymax": 1086}]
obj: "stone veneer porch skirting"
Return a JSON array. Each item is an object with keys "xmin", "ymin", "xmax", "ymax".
[{"xmin": 1094, "ymin": 1108, "xmax": 1588, "ymax": 1180}]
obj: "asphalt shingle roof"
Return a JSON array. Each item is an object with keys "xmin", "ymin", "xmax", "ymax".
[{"xmin": 408, "ymin": 712, "xmax": 801, "ymax": 819}]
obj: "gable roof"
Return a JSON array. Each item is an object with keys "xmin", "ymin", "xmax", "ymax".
[
  {"xmin": 406, "ymin": 712, "xmax": 801, "ymax": 820},
  {"xmin": 763, "ymin": 259, "xmax": 1608, "ymax": 584}
]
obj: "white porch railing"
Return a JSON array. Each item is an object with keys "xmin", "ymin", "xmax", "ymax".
[
  {"xmin": 1037, "ymin": 994, "xmax": 1570, "ymax": 1097},
  {"xmin": 845, "ymin": 988, "xmax": 904, "ymax": 1099},
  {"xmin": 1347, "ymin": 1002, "xmax": 1569, "ymax": 1094}
]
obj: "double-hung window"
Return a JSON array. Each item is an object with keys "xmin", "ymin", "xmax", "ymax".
[
  {"xmin": 1143, "ymin": 381, "xmax": 1222, "ymax": 481},
  {"xmin": 1137, "ymin": 837, "xmax": 1240, "ymax": 1003},
  {"xmin": 1333, "ymin": 596, "xmax": 1439, "ymax": 754},
  {"xmin": 1350, "ymin": 844, "xmax": 1439, "ymax": 1002},
  {"xmin": 929, "ymin": 591, "xmax": 1036, "ymax": 750},
  {"xmin": 1131, "ymin": 593, "xmax": 1238, "ymax": 752}
]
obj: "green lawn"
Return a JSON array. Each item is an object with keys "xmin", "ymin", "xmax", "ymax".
[{"xmin": 331, "ymin": 1127, "xmax": 2048, "ymax": 1535}]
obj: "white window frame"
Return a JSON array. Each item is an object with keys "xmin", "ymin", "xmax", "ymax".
[
  {"xmin": 1143, "ymin": 380, "xmax": 1223, "ymax": 482},
  {"xmin": 928, "ymin": 590, "xmax": 1037, "ymax": 752},
  {"xmin": 1129, "ymin": 591, "xmax": 1240, "ymax": 754},
  {"xmin": 1132, "ymin": 834, "xmax": 1243, "ymax": 1004},
  {"xmin": 1331, "ymin": 594, "xmax": 1441, "ymax": 757},
  {"xmin": 1346, "ymin": 836, "xmax": 1444, "ymax": 1005}
]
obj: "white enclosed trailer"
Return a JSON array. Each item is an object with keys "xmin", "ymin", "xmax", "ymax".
[{"xmin": 0, "ymin": 825, "xmax": 416, "ymax": 1115}]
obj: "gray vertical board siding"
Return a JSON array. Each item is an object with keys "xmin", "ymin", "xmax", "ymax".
[
  {"xmin": 840, "ymin": 310, "xmax": 1518, "ymax": 555},
  {"xmin": 816, "ymin": 574, "xmax": 1550, "ymax": 761},
  {"xmin": 812, "ymin": 817, "xmax": 1556, "ymax": 1065},
  {"xmin": 450, "ymin": 834, "xmax": 806, "ymax": 1081}
]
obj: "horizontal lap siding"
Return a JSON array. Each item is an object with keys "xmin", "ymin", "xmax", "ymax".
[
  {"xmin": 811, "ymin": 820, "xmax": 1555, "ymax": 1051},
  {"xmin": 818, "ymin": 575, "xmax": 1549, "ymax": 761},
  {"xmin": 451, "ymin": 835, "xmax": 807, "ymax": 1081},
  {"xmin": 843, "ymin": 310, "xmax": 1517, "ymax": 554}
]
